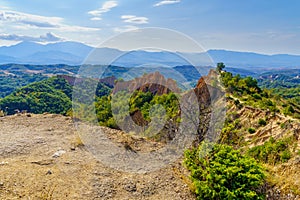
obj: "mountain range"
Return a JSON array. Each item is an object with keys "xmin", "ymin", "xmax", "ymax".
[{"xmin": 1, "ymin": 41, "xmax": 300, "ymax": 69}]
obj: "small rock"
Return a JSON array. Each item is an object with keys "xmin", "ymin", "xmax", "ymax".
[
  {"xmin": 70, "ymin": 146, "xmax": 76, "ymax": 151},
  {"xmin": 0, "ymin": 161, "xmax": 8, "ymax": 165},
  {"xmin": 46, "ymin": 170, "xmax": 52, "ymax": 175},
  {"xmin": 0, "ymin": 182, "xmax": 4, "ymax": 187},
  {"xmin": 52, "ymin": 150, "xmax": 66, "ymax": 158},
  {"xmin": 292, "ymin": 156, "xmax": 300, "ymax": 164},
  {"xmin": 123, "ymin": 181, "xmax": 137, "ymax": 192},
  {"xmin": 31, "ymin": 159, "xmax": 54, "ymax": 166}
]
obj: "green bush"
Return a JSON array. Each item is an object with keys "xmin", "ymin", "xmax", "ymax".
[
  {"xmin": 283, "ymin": 105, "xmax": 295, "ymax": 115},
  {"xmin": 184, "ymin": 143, "xmax": 266, "ymax": 200},
  {"xmin": 252, "ymin": 93, "xmax": 262, "ymax": 100},
  {"xmin": 280, "ymin": 122, "xmax": 287, "ymax": 129},
  {"xmin": 280, "ymin": 150, "xmax": 291, "ymax": 162},
  {"xmin": 220, "ymin": 71, "xmax": 261, "ymax": 96},
  {"xmin": 216, "ymin": 62, "xmax": 225, "ymax": 72},
  {"xmin": 248, "ymin": 127, "xmax": 256, "ymax": 134},
  {"xmin": 258, "ymin": 118, "xmax": 267, "ymax": 126}
]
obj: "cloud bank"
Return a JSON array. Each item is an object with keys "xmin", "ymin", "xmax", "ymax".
[{"xmin": 0, "ymin": 10, "xmax": 100, "ymax": 31}]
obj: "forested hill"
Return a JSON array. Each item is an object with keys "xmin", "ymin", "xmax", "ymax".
[
  {"xmin": 0, "ymin": 77, "xmax": 72, "ymax": 115},
  {"xmin": 0, "ymin": 76, "xmax": 113, "ymax": 115}
]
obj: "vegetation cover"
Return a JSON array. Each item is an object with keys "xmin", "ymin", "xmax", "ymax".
[
  {"xmin": 0, "ymin": 77, "xmax": 72, "ymax": 115},
  {"xmin": 0, "ymin": 74, "xmax": 46, "ymax": 98},
  {"xmin": 247, "ymin": 136, "xmax": 297, "ymax": 165},
  {"xmin": 184, "ymin": 142, "xmax": 266, "ymax": 200},
  {"xmin": 220, "ymin": 67, "xmax": 300, "ymax": 119}
]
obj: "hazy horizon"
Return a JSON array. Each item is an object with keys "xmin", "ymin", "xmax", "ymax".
[{"xmin": 2, "ymin": 40, "xmax": 300, "ymax": 56}]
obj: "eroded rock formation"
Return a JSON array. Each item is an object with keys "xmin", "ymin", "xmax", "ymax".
[{"xmin": 113, "ymin": 71, "xmax": 181, "ymax": 95}]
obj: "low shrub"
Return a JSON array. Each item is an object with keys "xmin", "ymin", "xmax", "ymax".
[
  {"xmin": 184, "ymin": 143, "xmax": 266, "ymax": 200},
  {"xmin": 258, "ymin": 118, "xmax": 267, "ymax": 126},
  {"xmin": 248, "ymin": 127, "xmax": 256, "ymax": 134},
  {"xmin": 247, "ymin": 136, "xmax": 295, "ymax": 165}
]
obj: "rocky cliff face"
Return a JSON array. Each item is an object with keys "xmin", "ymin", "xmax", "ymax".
[{"xmin": 193, "ymin": 76, "xmax": 211, "ymax": 107}]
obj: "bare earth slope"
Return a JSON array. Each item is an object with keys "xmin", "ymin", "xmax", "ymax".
[{"xmin": 0, "ymin": 114, "xmax": 194, "ymax": 200}]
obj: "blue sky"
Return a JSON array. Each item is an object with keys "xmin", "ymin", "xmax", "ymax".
[{"xmin": 0, "ymin": 0, "xmax": 300, "ymax": 54}]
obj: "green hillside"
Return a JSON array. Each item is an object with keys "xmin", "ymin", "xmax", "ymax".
[
  {"xmin": 0, "ymin": 76, "xmax": 113, "ymax": 115},
  {"xmin": 0, "ymin": 77, "xmax": 72, "ymax": 115}
]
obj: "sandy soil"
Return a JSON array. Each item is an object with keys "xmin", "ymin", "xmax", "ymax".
[{"xmin": 0, "ymin": 113, "xmax": 195, "ymax": 200}]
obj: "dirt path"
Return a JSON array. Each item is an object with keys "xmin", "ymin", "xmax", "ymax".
[{"xmin": 0, "ymin": 114, "xmax": 195, "ymax": 200}]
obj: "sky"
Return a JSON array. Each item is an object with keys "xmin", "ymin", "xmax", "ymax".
[{"xmin": 0, "ymin": 0, "xmax": 300, "ymax": 55}]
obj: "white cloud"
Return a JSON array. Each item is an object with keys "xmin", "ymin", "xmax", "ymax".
[
  {"xmin": 0, "ymin": 10, "xmax": 100, "ymax": 32},
  {"xmin": 0, "ymin": 32, "xmax": 64, "ymax": 42},
  {"xmin": 154, "ymin": 0, "xmax": 180, "ymax": 7},
  {"xmin": 113, "ymin": 25, "xmax": 138, "ymax": 33},
  {"xmin": 61, "ymin": 25, "xmax": 100, "ymax": 32},
  {"xmin": 90, "ymin": 17, "xmax": 102, "ymax": 21},
  {"xmin": 88, "ymin": 1, "xmax": 118, "ymax": 20},
  {"xmin": 0, "ymin": 10, "xmax": 62, "ymax": 28},
  {"xmin": 121, "ymin": 15, "xmax": 148, "ymax": 24}
]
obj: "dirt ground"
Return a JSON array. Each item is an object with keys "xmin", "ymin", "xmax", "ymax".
[{"xmin": 0, "ymin": 113, "xmax": 195, "ymax": 200}]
